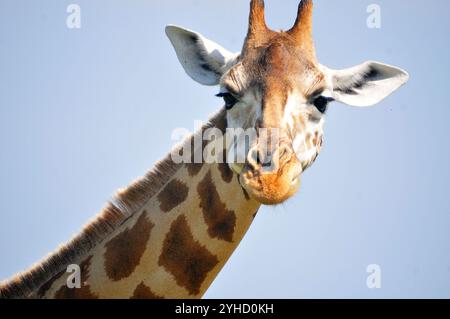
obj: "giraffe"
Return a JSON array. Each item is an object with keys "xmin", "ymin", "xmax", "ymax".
[{"xmin": 0, "ymin": 0, "xmax": 408, "ymax": 299}]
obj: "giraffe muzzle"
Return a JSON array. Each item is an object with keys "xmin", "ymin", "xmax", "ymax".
[{"xmin": 237, "ymin": 143, "xmax": 303, "ymax": 205}]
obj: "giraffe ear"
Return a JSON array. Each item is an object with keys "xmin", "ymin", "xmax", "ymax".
[
  {"xmin": 324, "ymin": 61, "xmax": 409, "ymax": 107},
  {"xmin": 165, "ymin": 25, "xmax": 240, "ymax": 86}
]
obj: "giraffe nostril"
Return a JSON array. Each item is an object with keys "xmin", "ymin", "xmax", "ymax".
[
  {"xmin": 258, "ymin": 150, "xmax": 273, "ymax": 168},
  {"xmin": 253, "ymin": 148, "xmax": 268, "ymax": 166},
  {"xmin": 255, "ymin": 152, "xmax": 262, "ymax": 165},
  {"xmin": 261, "ymin": 160, "xmax": 272, "ymax": 168}
]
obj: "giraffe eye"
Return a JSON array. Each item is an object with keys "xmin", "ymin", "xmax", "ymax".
[
  {"xmin": 313, "ymin": 96, "xmax": 332, "ymax": 113},
  {"xmin": 216, "ymin": 92, "xmax": 238, "ymax": 110}
]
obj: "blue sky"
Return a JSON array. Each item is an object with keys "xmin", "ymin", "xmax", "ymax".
[{"xmin": 0, "ymin": 0, "xmax": 449, "ymax": 298}]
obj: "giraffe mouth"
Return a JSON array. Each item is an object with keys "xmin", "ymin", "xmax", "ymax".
[{"xmin": 236, "ymin": 155, "xmax": 303, "ymax": 205}]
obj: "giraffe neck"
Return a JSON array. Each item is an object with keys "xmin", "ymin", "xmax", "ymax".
[{"xmin": 0, "ymin": 109, "xmax": 260, "ymax": 299}]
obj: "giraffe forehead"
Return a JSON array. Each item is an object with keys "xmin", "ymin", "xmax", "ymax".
[
  {"xmin": 251, "ymin": 42, "xmax": 319, "ymax": 84},
  {"xmin": 222, "ymin": 38, "xmax": 321, "ymax": 98}
]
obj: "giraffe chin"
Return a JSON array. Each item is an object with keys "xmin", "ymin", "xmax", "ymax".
[{"xmin": 238, "ymin": 159, "xmax": 302, "ymax": 205}]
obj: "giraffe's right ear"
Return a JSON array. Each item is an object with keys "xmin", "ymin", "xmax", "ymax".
[
  {"xmin": 165, "ymin": 25, "xmax": 240, "ymax": 86},
  {"xmin": 323, "ymin": 61, "xmax": 409, "ymax": 107}
]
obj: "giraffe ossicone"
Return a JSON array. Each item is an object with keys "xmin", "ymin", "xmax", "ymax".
[{"xmin": 0, "ymin": 0, "xmax": 408, "ymax": 299}]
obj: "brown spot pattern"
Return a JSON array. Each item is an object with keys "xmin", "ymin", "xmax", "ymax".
[
  {"xmin": 158, "ymin": 215, "xmax": 218, "ymax": 296},
  {"xmin": 54, "ymin": 256, "xmax": 98, "ymax": 299},
  {"xmin": 186, "ymin": 136, "xmax": 204, "ymax": 177},
  {"xmin": 198, "ymin": 171, "xmax": 236, "ymax": 242},
  {"xmin": 217, "ymin": 162, "xmax": 234, "ymax": 183},
  {"xmin": 104, "ymin": 211, "xmax": 154, "ymax": 281},
  {"xmin": 131, "ymin": 282, "xmax": 163, "ymax": 299},
  {"xmin": 186, "ymin": 163, "xmax": 203, "ymax": 177},
  {"xmin": 36, "ymin": 269, "xmax": 65, "ymax": 298},
  {"xmin": 157, "ymin": 179, "xmax": 189, "ymax": 213}
]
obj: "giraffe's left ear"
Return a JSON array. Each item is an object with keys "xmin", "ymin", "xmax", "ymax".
[
  {"xmin": 323, "ymin": 61, "xmax": 409, "ymax": 107},
  {"xmin": 165, "ymin": 25, "xmax": 240, "ymax": 86}
]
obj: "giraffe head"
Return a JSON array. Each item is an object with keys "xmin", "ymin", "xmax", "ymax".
[{"xmin": 166, "ymin": 0, "xmax": 408, "ymax": 205}]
